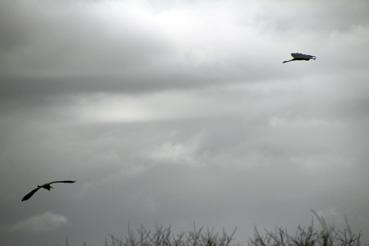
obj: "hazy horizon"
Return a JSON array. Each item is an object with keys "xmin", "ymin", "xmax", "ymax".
[{"xmin": 1, "ymin": 0, "xmax": 369, "ymax": 245}]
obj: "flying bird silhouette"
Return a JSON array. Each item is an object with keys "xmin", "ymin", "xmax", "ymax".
[
  {"xmin": 21, "ymin": 180, "xmax": 76, "ymax": 201},
  {"xmin": 283, "ymin": 53, "xmax": 316, "ymax": 63}
]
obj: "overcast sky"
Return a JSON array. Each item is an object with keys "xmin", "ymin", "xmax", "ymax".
[{"xmin": 1, "ymin": 0, "xmax": 369, "ymax": 245}]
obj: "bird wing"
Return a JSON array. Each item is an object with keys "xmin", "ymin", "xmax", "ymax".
[
  {"xmin": 22, "ymin": 187, "xmax": 41, "ymax": 201},
  {"xmin": 291, "ymin": 53, "xmax": 315, "ymax": 59},
  {"xmin": 48, "ymin": 180, "xmax": 76, "ymax": 184},
  {"xmin": 291, "ymin": 53, "xmax": 306, "ymax": 59}
]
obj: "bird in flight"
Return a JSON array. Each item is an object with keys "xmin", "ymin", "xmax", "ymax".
[
  {"xmin": 21, "ymin": 180, "xmax": 76, "ymax": 201},
  {"xmin": 283, "ymin": 53, "xmax": 316, "ymax": 63}
]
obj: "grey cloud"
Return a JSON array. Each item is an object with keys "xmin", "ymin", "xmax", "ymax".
[
  {"xmin": 1, "ymin": 0, "xmax": 368, "ymax": 98},
  {"xmin": 1, "ymin": 1, "xmax": 369, "ymax": 246},
  {"xmin": 0, "ymin": 1, "xmax": 170, "ymax": 76},
  {"xmin": 11, "ymin": 212, "xmax": 67, "ymax": 233},
  {"xmin": 253, "ymin": 0, "xmax": 369, "ymax": 33}
]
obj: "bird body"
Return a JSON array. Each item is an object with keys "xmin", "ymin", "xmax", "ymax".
[
  {"xmin": 22, "ymin": 180, "xmax": 76, "ymax": 201},
  {"xmin": 283, "ymin": 52, "xmax": 316, "ymax": 63}
]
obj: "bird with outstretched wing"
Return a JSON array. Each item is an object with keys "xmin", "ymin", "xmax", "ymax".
[
  {"xmin": 22, "ymin": 180, "xmax": 76, "ymax": 201},
  {"xmin": 283, "ymin": 52, "xmax": 316, "ymax": 63}
]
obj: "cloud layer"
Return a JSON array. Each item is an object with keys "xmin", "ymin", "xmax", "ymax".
[
  {"xmin": 11, "ymin": 212, "xmax": 67, "ymax": 233},
  {"xmin": 1, "ymin": 0, "xmax": 369, "ymax": 246}
]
